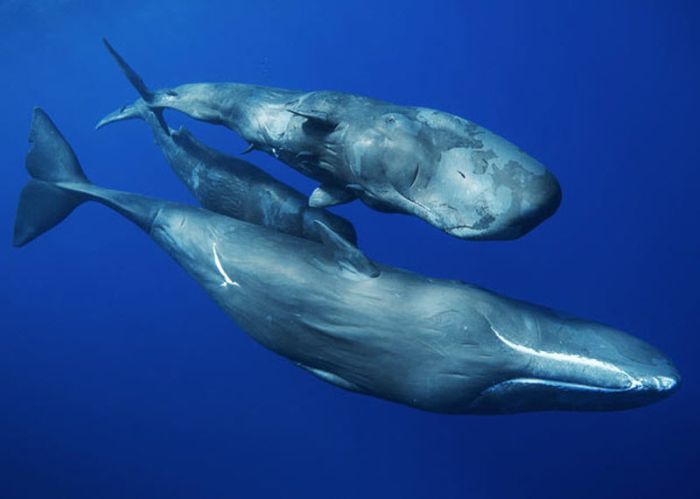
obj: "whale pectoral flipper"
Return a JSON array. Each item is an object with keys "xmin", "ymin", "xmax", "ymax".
[
  {"xmin": 314, "ymin": 220, "xmax": 379, "ymax": 278},
  {"xmin": 287, "ymin": 108, "xmax": 339, "ymax": 133},
  {"xmin": 241, "ymin": 143, "xmax": 256, "ymax": 154},
  {"xmin": 309, "ymin": 184, "xmax": 357, "ymax": 208},
  {"xmin": 298, "ymin": 364, "xmax": 361, "ymax": 392}
]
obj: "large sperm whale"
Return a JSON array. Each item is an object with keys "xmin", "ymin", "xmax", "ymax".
[
  {"xmin": 98, "ymin": 39, "xmax": 562, "ymax": 241},
  {"xmin": 99, "ymin": 92, "xmax": 357, "ymax": 244},
  {"xmin": 15, "ymin": 108, "xmax": 678, "ymax": 414}
]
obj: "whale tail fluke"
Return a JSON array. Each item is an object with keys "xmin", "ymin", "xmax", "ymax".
[
  {"xmin": 102, "ymin": 37, "xmax": 153, "ymax": 101},
  {"xmin": 96, "ymin": 103, "xmax": 145, "ymax": 129},
  {"xmin": 16, "ymin": 108, "xmax": 165, "ymax": 247},
  {"xmin": 14, "ymin": 108, "xmax": 92, "ymax": 247},
  {"xmin": 97, "ymin": 38, "xmax": 168, "ymax": 132}
]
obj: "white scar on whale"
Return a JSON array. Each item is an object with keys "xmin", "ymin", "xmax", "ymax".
[
  {"xmin": 489, "ymin": 325, "xmax": 643, "ymax": 390},
  {"xmin": 212, "ymin": 242, "xmax": 240, "ymax": 288}
]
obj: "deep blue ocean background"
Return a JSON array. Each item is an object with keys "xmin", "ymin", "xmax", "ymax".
[{"xmin": 1, "ymin": 1, "xmax": 698, "ymax": 497}]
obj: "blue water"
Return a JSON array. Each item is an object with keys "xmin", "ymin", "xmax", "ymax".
[{"xmin": 2, "ymin": 1, "xmax": 698, "ymax": 497}]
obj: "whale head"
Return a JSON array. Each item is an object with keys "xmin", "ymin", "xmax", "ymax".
[
  {"xmin": 350, "ymin": 108, "xmax": 562, "ymax": 240},
  {"xmin": 462, "ymin": 305, "xmax": 680, "ymax": 413}
]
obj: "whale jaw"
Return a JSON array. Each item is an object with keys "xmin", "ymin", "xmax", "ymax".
[{"xmin": 467, "ymin": 372, "xmax": 680, "ymax": 414}]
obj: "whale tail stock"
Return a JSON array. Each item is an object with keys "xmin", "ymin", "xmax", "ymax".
[
  {"xmin": 96, "ymin": 38, "xmax": 167, "ymax": 130},
  {"xmin": 14, "ymin": 108, "xmax": 160, "ymax": 247}
]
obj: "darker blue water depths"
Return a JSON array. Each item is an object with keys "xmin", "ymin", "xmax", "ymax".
[{"xmin": 1, "ymin": 1, "xmax": 698, "ymax": 498}]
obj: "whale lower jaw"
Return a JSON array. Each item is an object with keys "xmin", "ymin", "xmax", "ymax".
[
  {"xmin": 467, "ymin": 376, "xmax": 679, "ymax": 414},
  {"xmin": 484, "ymin": 377, "xmax": 645, "ymax": 395}
]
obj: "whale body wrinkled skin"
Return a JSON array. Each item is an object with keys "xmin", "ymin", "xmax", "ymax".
[
  {"xmin": 98, "ymin": 41, "xmax": 562, "ymax": 241},
  {"xmin": 16, "ymin": 109, "xmax": 679, "ymax": 414},
  {"xmin": 103, "ymin": 99, "xmax": 357, "ymax": 244}
]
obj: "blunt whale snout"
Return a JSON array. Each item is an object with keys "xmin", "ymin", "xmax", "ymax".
[
  {"xmin": 444, "ymin": 168, "xmax": 562, "ymax": 240},
  {"xmin": 375, "ymin": 112, "xmax": 564, "ymax": 240}
]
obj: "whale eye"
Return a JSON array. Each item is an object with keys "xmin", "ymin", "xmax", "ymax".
[
  {"xmin": 166, "ymin": 90, "xmax": 179, "ymax": 97},
  {"xmin": 385, "ymin": 115, "xmax": 396, "ymax": 125}
]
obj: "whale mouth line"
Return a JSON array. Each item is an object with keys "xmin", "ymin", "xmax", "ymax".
[
  {"xmin": 393, "ymin": 191, "xmax": 509, "ymax": 237},
  {"xmin": 473, "ymin": 374, "xmax": 680, "ymax": 407},
  {"xmin": 482, "ymin": 377, "xmax": 641, "ymax": 396},
  {"xmin": 468, "ymin": 377, "xmax": 642, "ymax": 412},
  {"xmin": 485, "ymin": 323, "xmax": 653, "ymax": 390}
]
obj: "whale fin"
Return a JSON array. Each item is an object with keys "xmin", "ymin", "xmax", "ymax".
[
  {"xmin": 288, "ymin": 108, "xmax": 339, "ymax": 133},
  {"xmin": 96, "ymin": 103, "xmax": 143, "ymax": 129},
  {"xmin": 298, "ymin": 364, "xmax": 361, "ymax": 392},
  {"xmin": 17, "ymin": 108, "xmax": 161, "ymax": 246},
  {"xmin": 14, "ymin": 108, "xmax": 91, "ymax": 247},
  {"xmin": 102, "ymin": 37, "xmax": 153, "ymax": 101},
  {"xmin": 241, "ymin": 143, "xmax": 256, "ymax": 154},
  {"xmin": 309, "ymin": 184, "xmax": 357, "ymax": 208},
  {"xmin": 314, "ymin": 221, "xmax": 379, "ymax": 278},
  {"xmin": 98, "ymin": 38, "xmax": 170, "ymax": 132}
]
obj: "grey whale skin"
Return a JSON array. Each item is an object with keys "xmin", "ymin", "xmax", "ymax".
[
  {"xmin": 98, "ymin": 40, "xmax": 562, "ymax": 241},
  {"xmin": 100, "ymin": 96, "xmax": 357, "ymax": 244},
  {"xmin": 16, "ymin": 109, "xmax": 679, "ymax": 414}
]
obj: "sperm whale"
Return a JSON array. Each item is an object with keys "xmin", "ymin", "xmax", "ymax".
[
  {"xmin": 17, "ymin": 108, "xmax": 677, "ymax": 414},
  {"xmin": 98, "ymin": 39, "xmax": 562, "ymax": 241}
]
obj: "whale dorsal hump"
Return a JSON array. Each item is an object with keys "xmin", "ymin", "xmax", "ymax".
[{"xmin": 314, "ymin": 220, "xmax": 379, "ymax": 278}]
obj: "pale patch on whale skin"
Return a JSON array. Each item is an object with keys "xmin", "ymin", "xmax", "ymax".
[{"xmin": 212, "ymin": 242, "xmax": 240, "ymax": 288}]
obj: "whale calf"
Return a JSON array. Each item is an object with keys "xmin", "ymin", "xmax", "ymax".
[
  {"xmin": 99, "ymin": 91, "xmax": 356, "ymax": 244},
  {"xmin": 17, "ymin": 109, "xmax": 678, "ymax": 414},
  {"xmin": 98, "ymin": 40, "xmax": 562, "ymax": 241}
]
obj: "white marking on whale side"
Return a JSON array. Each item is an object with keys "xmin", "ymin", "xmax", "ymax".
[
  {"xmin": 490, "ymin": 325, "xmax": 642, "ymax": 390},
  {"xmin": 212, "ymin": 242, "xmax": 240, "ymax": 288}
]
